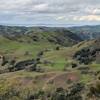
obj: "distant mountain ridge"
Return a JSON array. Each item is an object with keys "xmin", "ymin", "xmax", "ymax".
[
  {"xmin": 0, "ymin": 25, "xmax": 82, "ymax": 46},
  {"xmin": 67, "ymin": 25, "xmax": 100, "ymax": 40},
  {"xmin": 0, "ymin": 25, "xmax": 100, "ymax": 45}
]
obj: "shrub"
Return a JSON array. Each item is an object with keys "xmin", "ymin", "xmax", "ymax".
[
  {"xmin": 89, "ymin": 82, "xmax": 100, "ymax": 97},
  {"xmin": 73, "ymin": 47, "xmax": 100, "ymax": 64},
  {"xmin": 55, "ymin": 46, "xmax": 60, "ymax": 50}
]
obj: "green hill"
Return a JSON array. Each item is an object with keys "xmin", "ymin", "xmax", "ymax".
[{"xmin": 0, "ymin": 25, "xmax": 100, "ymax": 100}]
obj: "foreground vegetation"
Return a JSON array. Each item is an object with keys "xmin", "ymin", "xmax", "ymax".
[{"xmin": 0, "ymin": 25, "xmax": 100, "ymax": 100}]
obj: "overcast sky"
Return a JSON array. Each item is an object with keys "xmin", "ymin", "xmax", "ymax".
[{"xmin": 0, "ymin": 0, "xmax": 100, "ymax": 26}]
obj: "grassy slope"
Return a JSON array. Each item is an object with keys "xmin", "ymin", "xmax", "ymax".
[
  {"xmin": 0, "ymin": 70, "xmax": 95, "ymax": 100},
  {"xmin": 0, "ymin": 32, "xmax": 99, "ymax": 99},
  {"xmin": 0, "ymin": 35, "xmax": 58, "ymax": 61},
  {"xmin": 0, "ymin": 35, "xmax": 99, "ymax": 71}
]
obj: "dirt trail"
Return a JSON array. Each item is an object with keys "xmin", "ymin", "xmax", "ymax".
[{"xmin": 42, "ymin": 71, "xmax": 80, "ymax": 90}]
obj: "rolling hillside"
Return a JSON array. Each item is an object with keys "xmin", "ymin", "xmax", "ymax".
[
  {"xmin": 0, "ymin": 25, "xmax": 82, "ymax": 46},
  {"xmin": 0, "ymin": 25, "xmax": 100, "ymax": 100},
  {"xmin": 68, "ymin": 25, "xmax": 100, "ymax": 40}
]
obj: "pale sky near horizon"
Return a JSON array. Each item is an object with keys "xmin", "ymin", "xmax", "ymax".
[{"xmin": 0, "ymin": 0, "xmax": 100, "ymax": 26}]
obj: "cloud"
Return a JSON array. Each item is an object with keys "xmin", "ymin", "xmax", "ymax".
[
  {"xmin": 32, "ymin": 4, "xmax": 48, "ymax": 11},
  {"xmin": 0, "ymin": 0, "xmax": 100, "ymax": 25},
  {"xmin": 55, "ymin": 16, "xmax": 66, "ymax": 20},
  {"xmin": 77, "ymin": 15, "xmax": 100, "ymax": 21},
  {"xmin": 92, "ymin": 8, "xmax": 100, "ymax": 15},
  {"xmin": 0, "ymin": 0, "xmax": 99, "ymax": 14}
]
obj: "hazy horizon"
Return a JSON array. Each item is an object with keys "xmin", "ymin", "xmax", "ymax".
[{"xmin": 0, "ymin": 23, "xmax": 100, "ymax": 28}]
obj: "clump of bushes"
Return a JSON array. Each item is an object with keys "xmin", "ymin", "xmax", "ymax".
[
  {"xmin": 73, "ymin": 47, "xmax": 100, "ymax": 64},
  {"xmin": 88, "ymin": 82, "xmax": 100, "ymax": 98},
  {"xmin": 55, "ymin": 46, "xmax": 60, "ymax": 50},
  {"xmin": 51, "ymin": 83, "xmax": 84, "ymax": 100},
  {"xmin": 27, "ymin": 90, "xmax": 45, "ymax": 100},
  {"xmin": 1, "ymin": 56, "xmax": 8, "ymax": 66},
  {"xmin": 37, "ymin": 51, "xmax": 44, "ymax": 57},
  {"xmin": 27, "ymin": 83, "xmax": 84, "ymax": 100},
  {"xmin": 71, "ymin": 63, "xmax": 78, "ymax": 68}
]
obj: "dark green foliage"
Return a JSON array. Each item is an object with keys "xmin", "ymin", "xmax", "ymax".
[
  {"xmin": 74, "ymin": 47, "xmax": 100, "ymax": 64},
  {"xmin": 14, "ymin": 59, "xmax": 35, "ymax": 71},
  {"xmin": 69, "ymin": 83, "xmax": 84, "ymax": 95},
  {"xmin": 28, "ymin": 95, "xmax": 35, "ymax": 100},
  {"xmin": 71, "ymin": 63, "xmax": 77, "ymax": 68},
  {"xmin": 26, "ymin": 83, "xmax": 84, "ymax": 100},
  {"xmin": 55, "ymin": 46, "xmax": 60, "ymax": 50},
  {"xmin": 8, "ymin": 66, "xmax": 14, "ymax": 72},
  {"xmin": 51, "ymin": 83, "xmax": 84, "ymax": 100},
  {"xmin": 9, "ymin": 59, "xmax": 16, "ymax": 66},
  {"xmin": 89, "ymin": 82, "xmax": 100, "ymax": 97},
  {"xmin": 51, "ymin": 93, "xmax": 66, "ymax": 100},
  {"xmin": 32, "ymin": 35, "xmax": 39, "ymax": 42},
  {"xmin": 1, "ymin": 56, "xmax": 8, "ymax": 66},
  {"xmin": 27, "ymin": 90, "xmax": 45, "ymax": 100},
  {"xmin": 51, "ymin": 87, "xmax": 66, "ymax": 100},
  {"xmin": 78, "ymin": 66, "xmax": 90, "ymax": 74},
  {"xmin": 37, "ymin": 51, "xmax": 44, "ymax": 57},
  {"xmin": 56, "ymin": 87, "xmax": 64, "ymax": 93}
]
